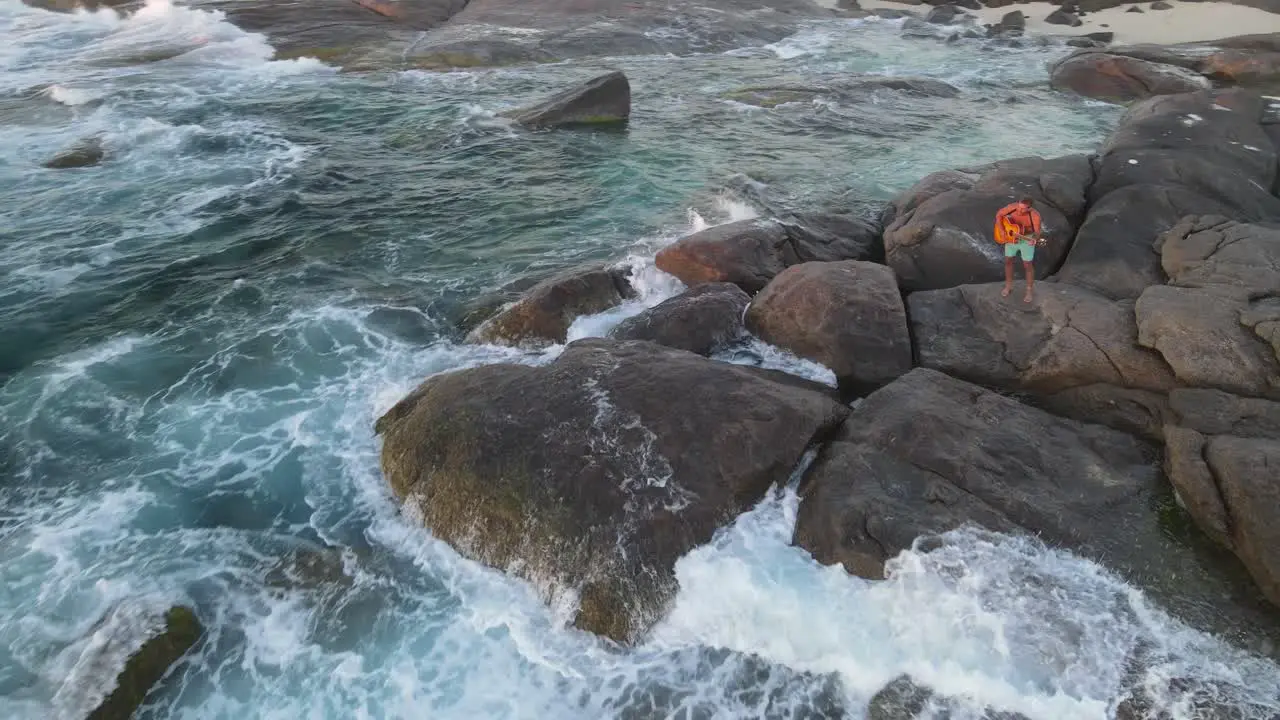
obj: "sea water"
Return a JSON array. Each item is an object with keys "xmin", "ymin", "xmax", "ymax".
[{"xmin": 2, "ymin": 1, "xmax": 1277, "ymax": 718}]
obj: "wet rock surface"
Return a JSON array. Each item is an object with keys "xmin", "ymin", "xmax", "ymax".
[
  {"xmin": 504, "ymin": 70, "xmax": 631, "ymax": 128},
  {"xmin": 376, "ymin": 338, "xmax": 848, "ymax": 643},
  {"xmin": 465, "ymin": 263, "xmax": 634, "ymax": 347}
]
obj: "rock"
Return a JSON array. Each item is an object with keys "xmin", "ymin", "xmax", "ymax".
[
  {"xmin": 1137, "ymin": 285, "xmax": 1280, "ymax": 398},
  {"xmin": 43, "ymin": 135, "xmax": 105, "ymax": 169},
  {"xmin": 504, "ymin": 71, "xmax": 630, "ymax": 129},
  {"xmin": 1049, "ymin": 52, "xmax": 1210, "ymax": 103},
  {"xmin": 1158, "ymin": 215, "xmax": 1280, "ymax": 294},
  {"xmin": 53, "ymin": 604, "xmax": 202, "ymax": 720},
  {"xmin": 792, "ymin": 367, "xmax": 1280, "ymax": 646},
  {"xmin": 608, "ymin": 283, "xmax": 749, "ymax": 355},
  {"xmin": 1066, "ymin": 38, "xmax": 1105, "ymax": 49},
  {"xmin": 925, "ymin": 3, "xmax": 965, "ymax": 23},
  {"xmin": 793, "ymin": 367, "xmax": 1158, "ymax": 581},
  {"xmin": 867, "ymin": 675, "xmax": 934, "ymax": 719},
  {"xmin": 872, "ymin": 7, "xmax": 920, "ymax": 18},
  {"xmin": 1202, "ymin": 49, "xmax": 1280, "ymax": 86},
  {"xmin": 1054, "ymin": 89, "xmax": 1280, "ymax": 300},
  {"xmin": 745, "ymin": 261, "xmax": 912, "ymax": 394},
  {"xmin": 882, "ymin": 155, "xmax": 1093, "ymax": 292},
  {"xmin": 1169, "ymin": 386, "xmax": 1280, "ymax": 436},
  {"xmin": 1163, "ymin": 391, "xmax": 1280, "ymax": 610},
  {"xmin": 1086, "ymin": 31, "xmax": 1115, "ymax": 43},
  {"xmin": 989, "ymin": 9, "xmax": 1025, "ymax": 34},
  {"xmin": 376, "ymin": 338, "xmax": 849, "ymax": 643},
  {"xmin": 654, "ymin": 217, "xmax": 879, "ymax": 294},
  {"xmin": 1151, "ymin": 0, "xmax": 1172, "ymax": 8},
  {"xmin": 908, "ymin": 282, "xmax": 1177, "ymax": 437},
  {"xmin": 1134, "ymin": 215, "xmax": 1280, "ymax": 399},
  {"xmin": 1127, "ymin": 4, "xmax": 1143, "ymax": 11},
  {"xmin": 455, "ymin": 274, "xmax": 548, "ymax": 333},
  {"xmin": 465, "ymin": 263, "xmax": 634, "ymax": 347},
  {"xmin": 1046, "ymin": 8, "xmax": 1083, "ymax": 25}
]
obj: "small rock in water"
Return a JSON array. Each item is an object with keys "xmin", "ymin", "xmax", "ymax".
[
  {"xmin": 43, "ymin": 135, "xmax": 105, "ymax": 169},
  {"xmin": 1087, "ymin": 30, "xmax": 1115, "ymax": 42},
  {"xmin": 1045, "ymin": 8, "xmax": 1083, "ymax": 25},
  {"xmin": 1151, "ymin": 0, "xmax": 1172, "ymax": 8},
  {"xmin": 609, "ymin": 282, "xmax": 750, "ymax": 356},
  {"xmin": 55, "ymin": 604, "xmax": 203, "ymax": 720},
  {"xmin": 1128, "ymin": 4, "xmax": 1144, "ymax": 10},
  {"xmin": 504, "ymin": 70, "xmax": 630, "ymax": 129}
]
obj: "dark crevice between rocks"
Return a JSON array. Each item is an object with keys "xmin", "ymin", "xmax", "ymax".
[{"xmin": 1198, "ymin": 439, "xmax": 1237, "ymax": 543}]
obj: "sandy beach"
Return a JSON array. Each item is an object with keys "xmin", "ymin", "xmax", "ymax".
[{"xmin": 850, "ymin": 0, "xmax": 1280, "ymax": 44}]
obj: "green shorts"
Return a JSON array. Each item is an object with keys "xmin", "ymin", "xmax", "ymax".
[{"xmin": 1004, "ymin": 240, "xmax": 1036, "ymax": 262}]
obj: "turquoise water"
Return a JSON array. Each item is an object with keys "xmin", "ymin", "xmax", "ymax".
[{"xmin": 3, "ymin": 1, "xmax": 1279, "ymax": 718}]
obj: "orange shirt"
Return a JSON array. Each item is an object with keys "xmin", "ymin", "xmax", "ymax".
[{"xmin": 994, "ymin": 202, "xmax": 1042, "ymax": 244}]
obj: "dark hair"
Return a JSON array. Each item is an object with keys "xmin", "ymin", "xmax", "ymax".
[{"xmin": 1019, "ymin": 197, "xmax": 1035, "ymax": 207}]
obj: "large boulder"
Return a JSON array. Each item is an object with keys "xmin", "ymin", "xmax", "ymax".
[
  {"xmin": 1135, "ymin": 214, "xmax": 1280, "ymax": 399},
  {"xmin": 1054, "ymin": 89, "xmax": 1280, "ymax": 300},
  {"xmin": 376, "ymin": 338, "xmax": 849, "ymax": 643},
  {"xmin": 908, "ymin": 282, "xmax": 1177, "ymax": 437},
  {"xmin": 654, "ymin": 217, "xmax": 879, "ymax": 294},
  {"xmin": 1136, "ymin": 285, "xmax": 1280, "ymax": 398},
  {"xmin": 1049, "ymin": 51, "xmax": 1210, "ymax": 103},
  {"xmin": 794, "ymin": 368, "xmax": 1156, "ymax": 580},
  {"xmin": 792, "ymin": 368, "xmax": 1280, "ymax": 646},
  {"xmin": 504, "ymin": 71, "xmax": 630, "ymax": 129},
  {"xmin": 744, "ymin": 261, "xmax": 912, "ymax": 393},
  {"xmin": 1163, "ymin": 389, "xmax": 1280, "ymax": 610},
  {"xmin": 1158, "ymin": 215, "xmax": 1280, "ymax": 294},
  {"xmin": 52, "ymin": 604, "xmax": 202, "ymax": 720},
  {"xmin": 465, "ymin": 263, "xmax": 634, "ymax": 347},
  {"xmin": 609, "ymin": 282, "xmax": 749, "ymax": 355},
  {"xmin": 882, "ymin": 155, "xmax": 1094, "ymax": 292}
]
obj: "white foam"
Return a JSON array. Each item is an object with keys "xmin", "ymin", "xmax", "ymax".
[{"xmin": 713, "ymin": 337, "xmax": 839, "ymax": 387}]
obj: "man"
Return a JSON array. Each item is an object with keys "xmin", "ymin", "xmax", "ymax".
[{"xmin": 994, "ymin": 197, "xmax": 1045, "ymax": 303}]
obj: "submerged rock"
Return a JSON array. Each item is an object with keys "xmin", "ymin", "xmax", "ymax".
[
  {"xmin": 908, "ymin": 282, "xmax": 1177, "ymax": 438},
  {"xmin": 882, "ymin": 154, "xmax": 1092, "ymax": 292},
  {"xmin": 655, "ymin": 217, "xmax": 879, "ymax": 294},
  {"xmin": 745, "ymin": 261, "xmax": 912, "ymax": 394},
  {"xmin": 1049, "ymin": 51, "xmax": 1210, "ymax": 103},
  {"xmin": 505, "ymin": 70, "xmax": 631, "ymax": 129},
  {"xmin": 720, "ymin": 75, "xmax": 960, "ymax": 107},
  {"xmin": 52, "ymin": 604, "xmax": 202, "ymax": 720},
  {"xmin": 609, "ymin": 282, "xmax": 749, "ymax": 356},
  {"xmin": 465, "ymin": 263, "xmax": 634, "ymax": 347},
  {"xmin": 376, "ymin": 338, "xmax": 848, "ymax": 643},
  {"xmin": 43, "ymin": 135, "xmax": 105, "ymax": 169}
]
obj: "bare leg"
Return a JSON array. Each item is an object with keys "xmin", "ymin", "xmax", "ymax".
[
  {"xmin": 1023, "ymin": 261, "xmax": 1035, "ymax": 303},
  {"xmin": 1002, "ymin": 256, "xmax": 1014, "ymax": 297}
]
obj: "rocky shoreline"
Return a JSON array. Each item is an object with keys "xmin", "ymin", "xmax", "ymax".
[
  {"xmin": 376, "ymin": 32, "xmax": 1280, "ymax": 685},
  {"xmin": 26, "ymin": 1, "xmax": 1280, "ymax": 716}
]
